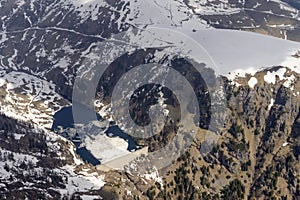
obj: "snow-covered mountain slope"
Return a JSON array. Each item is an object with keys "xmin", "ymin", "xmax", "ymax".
[
  {"xmin": 1, "ymin": 0, "xmax": 300, "ymax": 88},
  {"xmin": 0, "ymin": 114, "xmax": 105, "ymax": 199},
  {"xmin": 0, "ymin": 71, "xmax": 69, "ymax": 129},
  {"xmin": 0, "ymin": 0, "xmax": 300, "ymax": 198},
  {"xmin": 0, "ymin": 0, "xmax": 300, "ymax": 167},
  {"xmin": 186, "ymin": 0, "xmax": 300, "ymax": 41},
  {"xmin": 186, "ymin": 0, "xmax": 299, "ymax": 17}
]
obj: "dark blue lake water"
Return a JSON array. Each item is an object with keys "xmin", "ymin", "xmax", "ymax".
[{"xmin": 52, "ymin": 104, "xmax": 102, "ymax": 129}]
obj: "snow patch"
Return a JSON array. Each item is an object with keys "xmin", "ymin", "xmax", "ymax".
[
  {"xmin": 142, "ymin": 167, "xmax": 163, "ymax": 186},
  {"xmin": 0, "ymin": 79, "xmax": 6, "ymax": 87},
  {"xmin": 268, "ymin": 98, "xmax": 274, "ymax": 111},
  {"xmin": 264, "ymin": 68, "xmax": 286, "ymax": 84},
  {"xmin": 283, "ymin": 74, "xmax": 295, "ymax": 89},
  {"xmin": 56, "ymin": 165, "xmax": 105, "ymax": 195},
  {"xmin": 84, "ymin": 132, "xmax": 130, "ymax": 164},
  {"xmin": 248, "ymin": 77, "xmax": 257, "ymax": 89}
]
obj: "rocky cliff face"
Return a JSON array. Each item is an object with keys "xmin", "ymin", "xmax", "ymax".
[
  {"xmin": 0, "ymin": 66, "xmax": 299, "ymax": 199},
  {"xmin": 99, "ymin": 67, "xmax": 300, "ymax": 200},
  {"xmin": 0, "ymin": 114, "xmax": 107, "ymax": 199}
]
